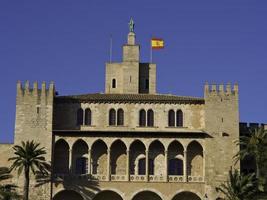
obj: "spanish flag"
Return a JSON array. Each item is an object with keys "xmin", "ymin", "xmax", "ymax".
[{"xmin": 151, "ymin": 38, "xmax": 164, "ymax": 49}]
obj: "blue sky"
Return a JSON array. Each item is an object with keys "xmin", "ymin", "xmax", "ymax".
[{"xmin": 0, "ymin": 1, "xmax": 266, "ymax": 143}]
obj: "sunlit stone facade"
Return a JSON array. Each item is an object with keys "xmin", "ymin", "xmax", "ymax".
[{"xmin": 0, "ymin": 28, "xmax": 240, "ymax": 200}]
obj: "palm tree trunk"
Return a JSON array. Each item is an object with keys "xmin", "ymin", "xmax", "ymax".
[
  {"xmin": 256, "ymin": 162, "xmax": 260, "ymax": 179},
  {"xmin": 23, "ymin": 167, "xmax": 30, "ymax": 200}
]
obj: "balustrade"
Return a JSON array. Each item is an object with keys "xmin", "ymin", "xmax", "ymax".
[{"xmin": 168, "ymin": 175, "xmax": 184, "ymax": 182}]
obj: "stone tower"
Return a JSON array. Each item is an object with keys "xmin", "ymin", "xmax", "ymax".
[
  {"xmin": 105, "ymin": 31, "xmax": 156, "ymax": 94},
  {"xmin": 14, "ymin": 80, "xmax": 55, "ymax": 199},
  {"xmin": 204, "ymin": 83, "xmax": 239, "ymax": 198}
]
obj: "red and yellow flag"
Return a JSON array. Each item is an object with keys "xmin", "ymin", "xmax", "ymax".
[{"xmin": 151, "ymin": 38, "xmax": 164, "ymax": 49}]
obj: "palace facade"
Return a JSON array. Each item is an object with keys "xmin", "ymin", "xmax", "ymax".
[{"xmin": 0, "ymin": 26, "xmax": 241, "ymax": 200}]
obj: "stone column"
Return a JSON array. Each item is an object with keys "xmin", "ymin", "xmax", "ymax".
[
  {"xmin": 165, "ymin": 150, "xmax": 168, "ymax": 182},
  {"xmin": 107, "ymin": 148, "xmax": 111, "ymax": 181},
  {"xmin": 88, "ymin": 148, "xmax": 91, "ymax": 175},
  {"xmin": 69, "ymin": 148, "xmax": 72, "ymax": 174},
  {"xmin": 126, "ymin": 150, "xmax": 130, "ymax": 181},
  {"xmin": 146, "ymin": 150, "xmax": 149, "ymax": 182},
  {"xmin": 183, "ymin": 150, "xmax": 187, "ymax": 182}
]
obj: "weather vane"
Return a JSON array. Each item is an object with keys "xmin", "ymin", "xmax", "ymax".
[{"xmin": 128, "ymin": 17, "xmax": 135, "ymax": 33}]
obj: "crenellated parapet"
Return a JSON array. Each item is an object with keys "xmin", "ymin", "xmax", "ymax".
[
  {"xmin": 204, "ymin": 82, "xmax": 238, "ymax": 98},
  {"xmin": 16, "ymin": 80, "xmax": 55, "ymax": 105},
  {"xmin": 239, "ymin": 122, "xmax": 267, "ymax": 136}
]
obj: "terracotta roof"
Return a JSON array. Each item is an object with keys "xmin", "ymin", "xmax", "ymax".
[{"xmin": 55, "ymin": 93, "xmax": 204, "ymax": 104}]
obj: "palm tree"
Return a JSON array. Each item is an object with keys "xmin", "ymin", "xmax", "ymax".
[
  {"xmin": 216, "ymin": 169, "xmax": 257, "ymax": 200},
  {"xmin": 0, "ymin": 167, "xmax": 20, "ymax": 200},
  {"xmin": 0, "ymin": 167, "xmax": 12, "ymax": 183},
  {"xmin": 8, "ymin": 141, "xmax": 50, "ymax": 200},
  {"xmin": 235, "ymin": 127, "xmax": 267, "ymax": 191}
]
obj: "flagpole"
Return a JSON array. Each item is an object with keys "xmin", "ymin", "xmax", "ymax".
[
  {"xmin": 109, "ymin": 34, "xmax": 113, "ymax": 63},
  {"xmin": 150, "ymin": 38, "xmax": 153, "ymax": 63}
]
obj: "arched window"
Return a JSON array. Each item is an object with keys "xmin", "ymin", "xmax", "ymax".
[
  {"xmin": 177, "ymin": 110, "xmax": 183, "ymax": 127},
  {"xmin": 117, "ymin": 109, "xmax": 124, "ymax": 126},
  {"xmin": 112, "ymin": 79, "xmax": 116, "ymax": 88},
  {"xmin": 109, "ymin": 109, "xmax": 116, "ymax": 126},
  {"xmin": 76, "ymin": 108, "xmax": 83, "ymax": 126},
  {"xmin": 139, "ymin": 109, "xmax": 146, "ymax": 127},
  {"xmin": 147, "ymin": 109, "xmax": 154, "ymax": 127},
  {"xmin": 168, "ymin": 110, "xmax": 175, "ymax": 127},
  {"xmin": 84, "ymin": 108, "xmax": 91, "ymax": 126}
]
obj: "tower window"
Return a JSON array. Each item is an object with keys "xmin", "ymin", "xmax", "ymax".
[
  {"xmin": 112, "ymin": 79, "xmax": 116, "ymax": 88},
  {"xmin": 36, "ymin": 106, "xmax": 40, "ymax": 114}
]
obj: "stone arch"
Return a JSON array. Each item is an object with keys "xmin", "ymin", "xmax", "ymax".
[
  {"xmin": 53, "ymin": 190, "xmax": 83, "ymax": 200},
  {"xmin": 132, "ymin": 190, "xmax": 163, "ymax": 200},
  {"xmin": 54, "ymin": 139, "xmax": 69, "ymax": 174},
  {"xmin": 148, "ymin": 140, "xmax": 165, "ymax": 175},
  {"xmin": 93, "ymin": 190, "xmax": 123, "ymax": 200},
  {"xmin": 130, "ymin": 140, "xmax": 146, "ymax": 175},
  {"xmin": 171, "ymin": 191, "xmax": 201, "ymax": 200},
  {"xmin": 168, "ymin": 140, "xmax": 184, "ymax": 175},
  {"xmin": 187, "ymin": 141, "xmax": 203, "ymax": 176},
  {"xmin": 91, "ymin": 140, "xmax": 108, "ymax": 175},
  {"xmin": 72, "ymin": 139, "xmax": 89, "ymax": 174},
  {"xmin": 110, "ymin": 140, "xmax": 127, "ymax": 175}
]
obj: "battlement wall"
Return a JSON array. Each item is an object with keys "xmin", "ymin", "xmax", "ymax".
[
  {"xmin": 239, "ymin": 122, "xmax": 267, "ymax": 136},
  {"xmin": 16, "ymin": 80, "xmax": 55, "ymax": 105},
  {"xmin": 204, "ymin": 82, "xmax": 238, "ymax": 97}
]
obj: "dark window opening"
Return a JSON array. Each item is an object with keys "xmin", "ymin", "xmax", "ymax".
[
  {"xmin": 37, "ymin": 107, "xmax": 40, "ymax": 114},
  {"xmin": 117, "ymin": 109, "xmax": 124, "ymax": 126},
  {"xmin": 77, "ymin": 108, "xmax": 84, "ymax": 126},
  {"xmin": 75, "ymin": 157, "xmax": 88, "ymax": 175},
  {"xmin": 112, "ymin": 79, "xmax": 116, "ymax": 88},
  {"xmin": 176, "ymin": 110, "xmax": 183, "ymax": 127},
  {"xmin": 148, "ymin": 159, "xmax": 154, "ymax": 175},
  {"xmin": 109, "ymin": 109, "xmax": 116, "ymax": 126},
  {"xmin": 139, "ymin": 109, "xmax": 146, "ymax": 127},
  {"xmin": 168, "ymin": 110, "xmax": 175, "ymax": 127},
  {"xmin": 145, "ymin": 79, "xmax": 149, "ymax": 90},
  {"xmin": 168, "ymin": 159, "xmax": 183, "ymax": 175},
  {"xmin": 147, "ymin": 109, "xmax": 154, "ymax": 127},
  {"xmin": 85, "ymin": 108, "xmax": 91, "ymax": 126},
  {"xmin": 138, "ymin": 158, "xmax": 146, "ymax": 175}
]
